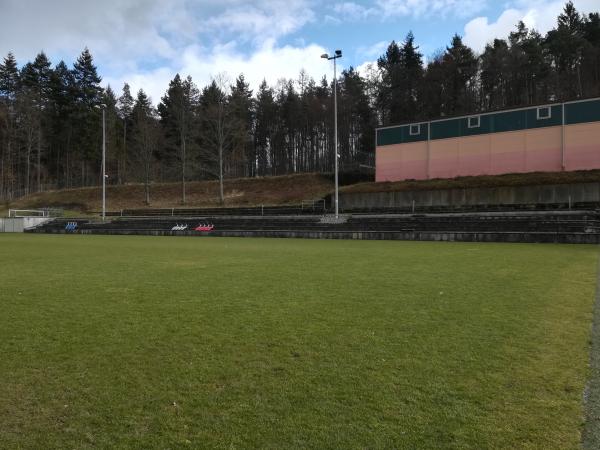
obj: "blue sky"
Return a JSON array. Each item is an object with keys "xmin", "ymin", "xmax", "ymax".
[{"xmin": 1, "ymin": 0, "xmax": 597, "ymax": 103}]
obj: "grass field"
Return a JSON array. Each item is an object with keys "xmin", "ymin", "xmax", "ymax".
[{"xmin": 0, "ymin": 235, "xmax": 598, "ymax": 449}]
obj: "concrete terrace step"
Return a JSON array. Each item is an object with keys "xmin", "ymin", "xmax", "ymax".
[{"xmin": 28, "ymin": 210, "xmax": 600, "ymax": 243}]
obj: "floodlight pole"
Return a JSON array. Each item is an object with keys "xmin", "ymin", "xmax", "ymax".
[
  {"xmin": 333, "ymin": 56, "xmax": 339, "ymax": 219},
  {"xmin": 102, "ymin": 106, "xmax": 106, "ymax": 221},
  {"xmin": 322, "ymin": 50, "xmax": 342, "ymax": 218}
]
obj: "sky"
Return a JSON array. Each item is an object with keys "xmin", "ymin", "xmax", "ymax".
[{"xmin": 0, "ymin": 0, "xmax": 598, "ymax": 104}]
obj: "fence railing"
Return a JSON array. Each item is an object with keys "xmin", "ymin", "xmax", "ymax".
[{"xmin": 103, "ymin": 202, "xmax": 328, "ymax": 217}]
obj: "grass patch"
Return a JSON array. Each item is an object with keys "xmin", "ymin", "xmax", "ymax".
[
  {"xmin": 342, "ymin": 169, "xmax": 600, "ymax": 194},
  {"xmin": 0, "ymin": 235, "xmax": 597, "ymax": 449},
  {"xmin": 6, "ymin": 173, "xmax": 334, "ymax": 214}
]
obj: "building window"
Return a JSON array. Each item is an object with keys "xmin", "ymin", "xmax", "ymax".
[
  {"xmin": 468, "ymin": 116, "xmax": 480, "ymax": 128},
  {"xmin": 537, "ymin": 106, "xmax": 551, "ymax": 120},
  {"xmin": 409, "ymin": 124, "xmax": 421, "ymax": 136}
]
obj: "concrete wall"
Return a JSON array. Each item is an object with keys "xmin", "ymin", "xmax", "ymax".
[
  {"xmin": 0, "ymin": 218, "xmax": 24, "ymax": 232},
  {"xmin": 76, "ymin": 228, "xmax": 600, "ymax": 244},
  {"xmin": 339, "ymin": 182, "xmax": 600, "ymax": 210},
  {"xmin": 0, "ymin": 217, "xmax": 50, "ymax": 232},
  {"xmin": 376, "ymin": 122, "xmax": 600, "ymax": 182}
]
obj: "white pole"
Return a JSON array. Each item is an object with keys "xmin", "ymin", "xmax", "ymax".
[
  {"xmin": 561, "ymin": 102, "xmax": 566, "ymax": 171},
  {"xmin": 334, "ymin": 57, "xmax": 339, "ymax": 219},
  {"xmin": 102, "ymin": 107, "xmax": 106, "ymax": 221}
]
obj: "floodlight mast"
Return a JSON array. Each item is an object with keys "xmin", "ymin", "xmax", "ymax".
[
  {"xmin": 95, "ymin": 103, "xmax": 107, "ymax": 221},
  {"xmin": 101, "ymin": 105, "xmax": 106, "ymax": 221},
  {"xmin": 321, "ymin": 50, "xmax": 342, "ymax": 218}
]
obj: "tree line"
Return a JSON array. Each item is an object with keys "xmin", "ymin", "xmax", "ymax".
[{"xmin": 0, "ymin": 1, "xmax": 598, "ymax": 204}]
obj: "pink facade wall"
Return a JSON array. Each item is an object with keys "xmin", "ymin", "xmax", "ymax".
[
  {"xmin": 376, "ymin": 124, "xmax": 600, "ymax": 182},
  {"xmin": 376, "ymin": 141, "xmax": 428, "ymax": 182},
  {"xmin": 564, "ymin": 122, "xmax": 600, "ymax": 171}
]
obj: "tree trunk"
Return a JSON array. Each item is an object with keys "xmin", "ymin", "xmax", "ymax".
[
  {"xmin": 37, "ymin": 127, "xmax": 42, "ymax": 192},
  {"xmin": 219, "ymin": 142, "xmax": 224, "ymax": 204},
  {"xmin": 26, "ymin": 131, "xmax": 33, "ymax": 195},
  {"xmin": 66, "ymin": 124, "xmax": 71, "ymax": 188},
  {"xmin": 145, "ymin": 167, "xmax": 150, "ymax": 205},
  {"xmin": 0, "ymin": 139, "xmax": 4, "ymax": 200}
]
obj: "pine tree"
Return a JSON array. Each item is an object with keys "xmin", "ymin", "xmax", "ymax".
[
  {"xmin": 377, "ymin": 41, "xmax": 402, "ymax": 124},
  {"xmin": 398, "ymin": 32, "xmax": 424, "ymax": 121},
  {"xmin": 0, "ymin": 52, "xmax": 20, "ymax": 198},
  {"xmin": 228, "ymin": 74, "xmax": 254, "ymax": 177},
  {"xmin": 72, "ymin": 48, "xmax": 102, "ymax": 107},
  {"xmin": 71, "ymin": 48, "xmax": 103, "ymax": 185},
  {"xmin": 440, "ymin": 35, "xmax": 478, "ymax": 115},
  {"xmin": 198, "ymin": 76, "xmax": 237, "ymax": 203},
  {"xmin": 0, "ymin": 52, "xmax": 20, "ymax": 100},
  {"xmin": 254, "ymin": 80, "xmax": 277, "ymax": 176},
  {"xmin": 117, "ymin": 83, "xmax": 134, "ymax": 184},
  {"xmin": 480, "ymin": 38, "xmax": 510, "ymax": 109},
  {"xmin": 102, "ymin": 86, "xmax": 119, "ymax": 186},
  {"xmin": 339, "ymin": 68, "xmax": 376, "ymax": 170},
  {"xmin": 132, "ymin": 89, "xmax": 158, "ymax": 204},
  {"xmin": 582, "ymin": 12, "xmax": 600, "ymax": 96},
  {"xmin": 20, "ymin": 52, "xmax": 52, "ymax": 191},
  {"xmin": 48, "ymin": 60, "xmax": 76, "ymax": 187},
  {"xmin": 158, "ymin": 74, "xmax": 199, "ymax": 204},
  {"xmin": 546, "ymin": 1, "xmax": 586, "ymax": 99}
]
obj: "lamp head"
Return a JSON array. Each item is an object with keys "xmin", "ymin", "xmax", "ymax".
[
  {"xmin": 335, "ymin": 49, "xmax": 342, "ymax": 57},
  {"xmin": 321, "ymin": 53, "xmax": 329, "ymax": 59}
]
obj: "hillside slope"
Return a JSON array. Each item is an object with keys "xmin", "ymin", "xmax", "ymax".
[
  {"xmin": 4, "ymin": 173, "xmax": 334, "ymax": 214},
  {"xmin": 341, "ymin": 169, "xmax": 600, "ymax": 194}
]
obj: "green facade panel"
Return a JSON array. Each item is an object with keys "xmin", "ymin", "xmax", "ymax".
[
  {"xmin": 490, "ymin": 109, "xmax": 526, "ymax": 133},
  {"xmin": 377, "ymin": 127, "xmax": 403, "ymax": 146},
  {"xmin": 524, "ymin": 105, "xmax": 563, "ymax": 129},
  {"xmin": 566, "ymin": 100, "xmax": 600, "ymax": 125},
  {"xmin": 377, "ymin": 98, "xmax": 599, "ymax": 146},
  {"xmin": 377, "ymin": 123, "xmax": 428, "ymax": 146},
  {"xmin": 462, "ymin": 115, "xmax": 493, "ymax": 136},
  {"xmin": 431, "ymin": 119, "xmax": 460, "ymax": 140}
]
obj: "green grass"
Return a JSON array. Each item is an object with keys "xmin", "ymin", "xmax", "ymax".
[{"xmin": 0, "ymin": 235, "xmax": 597, "ymax": 449}]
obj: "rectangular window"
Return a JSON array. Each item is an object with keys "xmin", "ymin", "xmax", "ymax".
[
  {"xmin": 537, "ymin": 106, "xmax": 551, "ymax": 120},
  {"xmin": 468, "ymin": 116, "xmax": 480, "ymax": 128},
  {"xmin": 409, "ymin": 124, "xmax": 421, "ymax": 136}
]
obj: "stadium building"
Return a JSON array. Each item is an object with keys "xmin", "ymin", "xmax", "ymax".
[{"xmin": 375, "ymin": 97, "xmax": 600, "ymax": 182}]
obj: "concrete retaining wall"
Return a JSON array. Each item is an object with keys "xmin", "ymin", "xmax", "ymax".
[
  {"xmin": 0, "ymin": 218, "xmax": 24, "ymax": 232},
  {"xmin": 0, "ymin": 217, "xmax": 51, "ymax": 232},
  {"xmin": 339, "ymin": 182, "xmax": 600, "ymax": 211},
  {"xmin": 75, "ymin": 228, "xmax": 600, "ymax": 244}
]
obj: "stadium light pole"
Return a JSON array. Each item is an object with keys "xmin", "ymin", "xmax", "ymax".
[
  {"xmin": 95, "ymin": 104, "xmax": 107, "ymax": 221},
  {"xmin": 321, "ymin": 49, "xmax": 342, "ymax": 218}
]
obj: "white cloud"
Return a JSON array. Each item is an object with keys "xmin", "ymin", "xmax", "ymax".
[
  {"xmin": 105, "ymin": 40, "xmax": 334, "ymax": 104},
  {"xmin": 374, "ymin": 0, "xmax": 486, "ymax": 19},
  {"xmin": 202, "ymin": 0, "xmax": 315, "ymax": 43},
  {"xmin": 463, "ymin": 0, "xmax": 600, "ymax": 53},
  {"xmin": 355, "ymin": 60, "xmax": 378, "ymax": 77},
  {"xmin": 332, "ymin": 2, "xmax": 378, "ymax": 21},
  {"xmin": 356, "ymin": 41, "xmax": 388, "ymax": 60},
  {"xmin": 329, "ymin": 0, "xmax": 486, "ymax": 22},
  {"xmin": 1, "ymin": 0, "xmax": 323, "ymax": 105},
  {"xmin": 463, "ymin": 9, "xmax": 525, "ymax": 52},
  {"xmin": 0, "ymin": 0, "xmax": 188, "ymax": 69}
]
